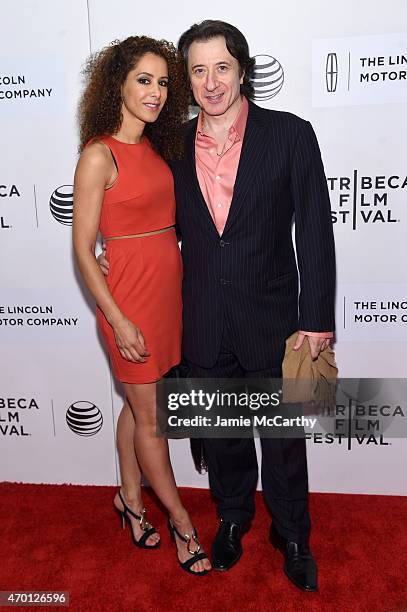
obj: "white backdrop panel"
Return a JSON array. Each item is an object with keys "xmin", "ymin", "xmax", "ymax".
[{"xmin": 1, "ymin": 0, "xmax": 406, "ymax": 494}]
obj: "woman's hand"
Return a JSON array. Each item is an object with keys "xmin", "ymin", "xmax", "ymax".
[{"xmin": 113, "ymin": 317, "xmax": 150, "ymax": 363}]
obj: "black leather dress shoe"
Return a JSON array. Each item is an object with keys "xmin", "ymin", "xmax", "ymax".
[
  {"xmin": 212, "ymin": 520, "xmax": 243, "ymax": 571},
  {"xmin": 269, "ymin": 523, "xmax": 318, "ymax": 592}
]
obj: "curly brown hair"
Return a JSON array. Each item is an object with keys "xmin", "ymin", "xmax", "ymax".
[{"xmin": 78, "ymin": 36, "xmax": 189, "ymax": 160}]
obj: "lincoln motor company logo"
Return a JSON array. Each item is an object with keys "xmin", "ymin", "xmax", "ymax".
[
  {"xmin": 313, "ymin": 34, "xmax": 407, "ymax": 107},
  {"xmin": 326, "ymin": 52, "xmax": 339, "ymax": 92}
]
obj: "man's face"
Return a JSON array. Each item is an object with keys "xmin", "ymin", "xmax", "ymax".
[{"xmin": 187, "ymin": 36, "xmax": 243, "ymax": 118}]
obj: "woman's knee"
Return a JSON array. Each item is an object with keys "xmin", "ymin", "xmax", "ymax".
[{"xmin": 124, "ymin": 384, "xmax": 157, "ymax": 428}]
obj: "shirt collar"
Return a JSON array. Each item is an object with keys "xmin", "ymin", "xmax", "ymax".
[{"xmin": 196, "ymin": 96, "xmax": 249, "ymax": 141}]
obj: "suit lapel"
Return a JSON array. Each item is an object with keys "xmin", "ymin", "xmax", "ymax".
[
  {"xmin": 223, "ymin": 102, "xmax": 268, "ymax": 234},
  {"xmin": 185, "ymin": 119, "xmax": 219, "ymax": 237},
  {"xmin": 183, "ymin": 101, "xmax": 269, "ymax": 237}
]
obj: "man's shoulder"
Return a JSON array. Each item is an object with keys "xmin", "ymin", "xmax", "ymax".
[
  {"xmin": 180, "ymin": 103, "xmax": 309, "ymax": 132},
  {"xmin": 249, "ymin": 101, "xmax": 309, "ymax": 130}
]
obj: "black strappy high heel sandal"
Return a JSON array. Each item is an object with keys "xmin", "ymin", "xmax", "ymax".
[
  {"xmin": 168, "ymin": 520, "xmax": 210, "ymax": 575},
  {"xmin": 114, "ymin": 489, "xmax": 160, "ymax": 549}
]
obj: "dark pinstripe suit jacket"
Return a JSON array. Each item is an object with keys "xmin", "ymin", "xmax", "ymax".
[{"xmin": 171, "ymin": 100, "xmax": 336, "ymax": 370}]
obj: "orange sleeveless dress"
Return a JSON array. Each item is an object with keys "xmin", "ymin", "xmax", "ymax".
[{"xmin": 95, "ymin": 135, "xmax": 182, "ymax": 383}]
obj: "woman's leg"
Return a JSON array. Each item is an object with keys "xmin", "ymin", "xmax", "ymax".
[
  {"xmin": 124, "ymin": 381, "xmax": 211, "ymax": 573},
  {"xmin": 114, "ymin": 398, "xmax": 159, "ymax": 545}
]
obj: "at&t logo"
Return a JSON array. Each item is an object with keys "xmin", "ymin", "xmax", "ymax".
[
  {"xmin": 252, "ymin": 55, "xmax": 284, "ymax": 100},
  {"xmin": 66, "ymin": 401, "xmax": 103, "ymax": 436},
  {"xmin": 50, "ymin": 185, "xmax": 73, "ymax": 225}
]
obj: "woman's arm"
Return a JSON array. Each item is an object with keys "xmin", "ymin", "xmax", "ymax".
[{"xmin": 73, "ymin": 144, "xmax": 149, "ymax": 363}]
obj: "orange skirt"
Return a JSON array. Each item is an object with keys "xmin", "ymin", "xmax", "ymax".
[{"xmin": 97, "ymin": 229, "xmax": 182, "ymax": 383}]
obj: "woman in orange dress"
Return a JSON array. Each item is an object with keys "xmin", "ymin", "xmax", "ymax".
[{"xmin": 73, "ymin": 36, "xmax": 211, "ymax": 575}]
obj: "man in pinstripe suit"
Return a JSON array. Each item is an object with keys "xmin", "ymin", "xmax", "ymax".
[{"xmin": 172, "ymin": 20, "xmax": 336, "ymax": 591}]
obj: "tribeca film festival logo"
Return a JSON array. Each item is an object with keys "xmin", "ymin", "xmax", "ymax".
[
  {"xmin": 50, "ymin": 185, "xmax": 74, "ymax": 225},
  {"xmin": 252, "ymin": 55, "xmax": 284, "ymax": 100},
  {"xmin": 66, "ymin": 401, "xmax": 103, "ymax": 437},
  {"xmin": 0, "ymin": 397, "xmax": 39, "ymax": 436},
  {"xmin": 328, "ymin": 172, "xmax": 405, "ymax": 229},
  {"xmin": 307, "ymin": 402, "xmax": 400, "ymax": 450},
  {"xmin": 0, "ymin": 183, "xmax": 20, "ymax": 230},
  {"xmin": 307, "ymin": 380, "xmax": 406, "ymax": 451}
]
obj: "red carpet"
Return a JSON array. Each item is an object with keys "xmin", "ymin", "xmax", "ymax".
[{"xmin": 1, "ymin": 483, "xmax": 406, "ymax": 611}]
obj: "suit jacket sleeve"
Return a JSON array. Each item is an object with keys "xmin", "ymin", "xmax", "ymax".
[{"xmin": 290, "ymin": 120, "xmax": 336, "ymax": 332}]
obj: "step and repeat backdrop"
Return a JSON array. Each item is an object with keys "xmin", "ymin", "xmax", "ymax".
[{"xmin": 1, "ymin": 0, "xmax": 406, "ymax": 494}]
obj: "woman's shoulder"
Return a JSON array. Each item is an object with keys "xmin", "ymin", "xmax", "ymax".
[
  {"xmin": 76, "ymin": 139, "xmax": 114, "ymax": 181},
  {"xmin": 81, "ymin": 138, "xmax": 112, "ymax": 163}
]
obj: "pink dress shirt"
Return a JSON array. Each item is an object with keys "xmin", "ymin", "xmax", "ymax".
[
  {"xmin": 194, "ymin": 96, "xmax": 332, "ymax": 340},
  {"xmin": 196, "ymin": 96, "xmax": 248, "ymax": 235}
]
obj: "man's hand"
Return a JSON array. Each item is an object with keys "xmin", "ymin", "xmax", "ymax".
[
  {"xmin": 97, "ymin": 248, "xmax": 109, "ymax": 276},
  {"xmin": 293, "ymin": 333, "xmax": 330, "ymax": 360}
]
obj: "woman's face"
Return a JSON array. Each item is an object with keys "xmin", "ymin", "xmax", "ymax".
[{"xmin": 121, "ymin": 52, "xmax": 169, "ymax": 124}]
